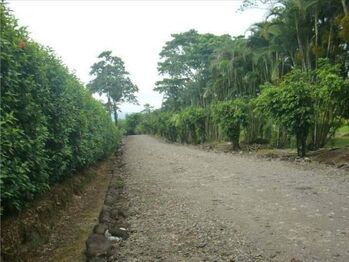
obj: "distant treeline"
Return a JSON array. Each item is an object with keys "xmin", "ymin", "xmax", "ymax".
[
  {"xmin": 0, "ymin": 4, "xmax": 121, "ymax": 215},
  {"xmin": 125, "ymin": 0, "xmax": 349, "ymax": 157}
]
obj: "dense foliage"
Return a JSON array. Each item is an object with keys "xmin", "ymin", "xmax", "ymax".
[
  {"xmin": 174, "ymin": 107, "xmax": 207, "ymax": 144},
  {"xmin": 0, "ymin": 4, "xmax": 121, "ymax": 214},
  {"xmin": 131, "ymin": 0, "xmax": 349, "ymax": 156},
  {"xmin": 256, "ymin": 70, "xmax": 314, "ymax": 157},
  {"xmin": 212, "ymin": 99, "xmax": 247, "ymax": 150},
  {"xmin": 124, "ymin": 113, "xmax": 143, "ymax": 135}
]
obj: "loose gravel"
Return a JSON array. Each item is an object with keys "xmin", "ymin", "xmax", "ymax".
[{"xmin": 118, "ymin": 135, "xmax": 349, "ymax": 261}]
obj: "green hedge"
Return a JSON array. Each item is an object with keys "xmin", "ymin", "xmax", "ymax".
[{"xmin": 0, "ymin": 4, "xmax": 121, "ymax": 214}]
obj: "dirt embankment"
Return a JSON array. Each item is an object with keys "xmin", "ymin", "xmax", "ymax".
[
  {"xmin": 1, "ymin": 154, "xmax": 117, "ymax": 262},
  {"xmin": 198, "ymin": 141, "xmax": 349, "ymax": 171}
]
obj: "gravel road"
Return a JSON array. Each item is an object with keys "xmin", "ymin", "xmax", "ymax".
[{"xmin": 119, "ymin": 135, "xmax": 349, "ymax": 261}]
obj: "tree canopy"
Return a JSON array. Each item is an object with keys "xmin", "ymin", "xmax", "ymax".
[
  {"xmin": 133, "ymin": 0, "xmax": 349, "ymax": 156},
  {"xmin": 88, "ymin": 51, "xmax": 138, "ymax": 123}
]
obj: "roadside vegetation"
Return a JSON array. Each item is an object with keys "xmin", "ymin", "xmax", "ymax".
[
  {"xmin": 0, "ymin": 4, "xmax": 137, "ymax": 215},
  {"xmin": 126, "ymin": 0, "xmax": 349, "ymax": 157}
]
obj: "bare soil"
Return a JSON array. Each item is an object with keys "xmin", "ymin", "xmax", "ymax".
[
  {"xmin": 310, "ymin": 148, "xmax": 349, "ymax": 168},
  {"xmin": 118, "ymin": 135, "xmax": 349, "ymax": 261}
]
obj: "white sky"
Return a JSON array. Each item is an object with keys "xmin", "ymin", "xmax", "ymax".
[{"xmin": 8, "ymin": 0, "xmax": 266, "ymax": 115}]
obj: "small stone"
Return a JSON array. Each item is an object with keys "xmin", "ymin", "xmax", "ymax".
[
  {"xmin": 118, "ymin": 209, "xmax": 127, "ymax": 218},
  {"xmin": 109, "ymin": 227, "xmax": 129, "ymax": 240},
  {"xmin": 93, "ymin": 224, "xmax": 108, "ymax": 235},
  {"xmin": 195, "ymin": 242, "xmax": 207, "ymax": 248},
  {"xmin": 85, "ymin": 234, "xmax": 112, "ymax": 258},
  {"xmin": 99, "ymin": 206, "xmax": 111, "ymax": 223},
  {"xmin": 337, "ymin": 163, "xmax": 348, "ymax": 169},
  {"xmin": 110, "ymin": 208, "xmax": 127, "ymax": 219},
  {"xmin": 104, "ymin": 195, "xmax": 114, "ymax": 206},
  {"xmin": 304, "ymin": 157, "xmax": 311, "ymax": 163}
]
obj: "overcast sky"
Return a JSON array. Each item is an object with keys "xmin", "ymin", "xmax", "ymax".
[{"xmin": 8, "ymin": 0, "xmax": 266, "ymax": 115}]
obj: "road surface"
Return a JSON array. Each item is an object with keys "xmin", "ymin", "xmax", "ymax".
[{"xmin": 118, "ymin": 135, "xmax": 349, "ymax": 261}]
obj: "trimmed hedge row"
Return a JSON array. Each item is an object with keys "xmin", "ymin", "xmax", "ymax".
[{"xmin": 0, "ymin": 4, "xmax": 120, "ymax": 214}]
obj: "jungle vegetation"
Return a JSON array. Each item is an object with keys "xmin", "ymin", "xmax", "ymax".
[{"xmin": 126, "ymin": 0, "xmax": 349, "ymax": 157}]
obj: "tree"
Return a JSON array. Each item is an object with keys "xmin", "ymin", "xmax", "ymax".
[
  {"xmin": 148, "ymin": 1, "xmax": 349, "ymax": 152},
  {"xmin": 142, "ymin": 103, "xmax": 154, "ymax": 114},
  {"xmin": 311, "ymin": 59, "xmax": 349, "ymax": 148},
  {"xmin": 257, "ymin": 69, "xmax": 314, "ymax": 157},
  {"xmin": 212, "ymin": 99, "xmax": 248, "ymax": 150},
  {"xmin": 88, "ymin": 51, "xmax": 138, "ymax": 124},
  {"xmin": 155, "ymin": 30, "xmax": 232, "ymax": 110}
]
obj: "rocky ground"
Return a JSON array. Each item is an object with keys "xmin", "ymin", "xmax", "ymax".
[
  {"xmin": 6, "ymin": 135, "xmax": 348, "ymax": 261},
  {"xmin": 85, "ymin": 149, "xmax": 130, "ymax": 262},
  {"xmin": 113, "ymin": 135, "xmax": 349, "ymax": 262}
]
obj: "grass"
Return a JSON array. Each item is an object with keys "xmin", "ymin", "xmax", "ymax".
[
  {"xmin": 325, "ymin": 123, "xmax": 349, "ymax": 148},
  {"xmin": 326, "ymin": 137, "xmax": 349, "ymax": 148}
]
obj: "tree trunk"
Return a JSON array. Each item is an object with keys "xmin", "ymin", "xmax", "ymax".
[
  {"xmin": 231, "ymin": 125, "xmax": 241, "ymax": 151},
  {"xmin": 297, "ymin": 130, "xmax": 307, "ymax": 157},
  {"xmin": 296, "ymin": 134, "xmax": 301, "ymax": 157},
  {"xmin": 301, "ymin": 133, "xmax": 306, "ymax": 158},
  {"xmin": 295, "ymin": 19, "xmax": 307, "ymax": 70},
  {"xmin": 232, "ymin": 137, "xmax": 240, "ymax": 151},
  {"xmin": 327, "ymin": 22, "xmax": 333, "ymax": 58},
  {"xmin": 107, "ymin": 95, "xmax": 112, "ymax": 116},
  {"xmin": 342, "ymin": 0, "xmax": 348, "ymax": 16},
  {"xmin": 113, "ymin": 105, "xmax": 118, "ymax": 125},
  {"xmin": 314, "ymin": 8, "xmax": 319, "ymax": 69}
]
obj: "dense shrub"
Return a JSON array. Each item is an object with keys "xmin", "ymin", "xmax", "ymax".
[
  {"xmin": 138, "ymin": 111, "xmax": 175, "ymax": 141},
  {"xmin": 243, "ymin": 100, "xmax": 266, "ymax": 144},
  {"xmin": 310, "ymin": 59, "xmax": 349, "ymax": 149},
  {"xmin": 124, "ymin": 113, "xmax": 142, "ymax": 135},
  {"xmin": 134, "ymin": 111, "xmax": 159, "ymax": 135},
  {"xmin": 256, "ymin": 70, "xmax": 314, "ymax": 157},
  {"xmin": 212, "ymin": 99, "xmax": 247, "ymax": 150},
  {"xmin": 175, "ymin": 107, "xmax": 206, "ymax": 144},
  {"xmin": 157, "ymin": 112, "xmax": 178, "ymax": 142},
  {"xmin": 0, "ymin": 5, "xmax": 120, "ymax": 214}
]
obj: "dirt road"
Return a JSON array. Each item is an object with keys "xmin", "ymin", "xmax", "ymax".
[{"xmin": 119, "ymin": 135, "xmax": 349, "ymax": 261}]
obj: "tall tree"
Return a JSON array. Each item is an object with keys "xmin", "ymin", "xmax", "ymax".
[
  {"xmin": 155, "ymin": 30, "xmax": 232, "ymax": 110},
  {"xmin": 88, "ymin": 51, "xmax": 138, "ymax": 123}
]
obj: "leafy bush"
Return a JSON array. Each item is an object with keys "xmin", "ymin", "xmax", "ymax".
[
  {"xmin": 243, "ymin": 100, "xmax": 267, "ymax": 144},
  {"xmin": 124, "ymin": 113, "xmax": 142, "ymax": 135},
  {"xmin": 256, "ymin": 70, "xmax": 314, "ymax": 157},
  {"xmin": 134, "ymin": 111, "xmax": 158, "ymax": 135},
  {"xmin": 0, "ymin": 4, "xmax": 120, "ymax": 214},
  {"xmin": 158, "ymin": 112, "xmax": 178, "ymax": 142},
  {"xmin": 212, "ymin": 99, "xmax": 247, "ymax": 150},
  {"xmin": 311, "ymin": 59, "xmax": 349, "ymax": 148},
  {"xmin": 175, "ymin": 107, "xmax": 207, "ymax": 144}
]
